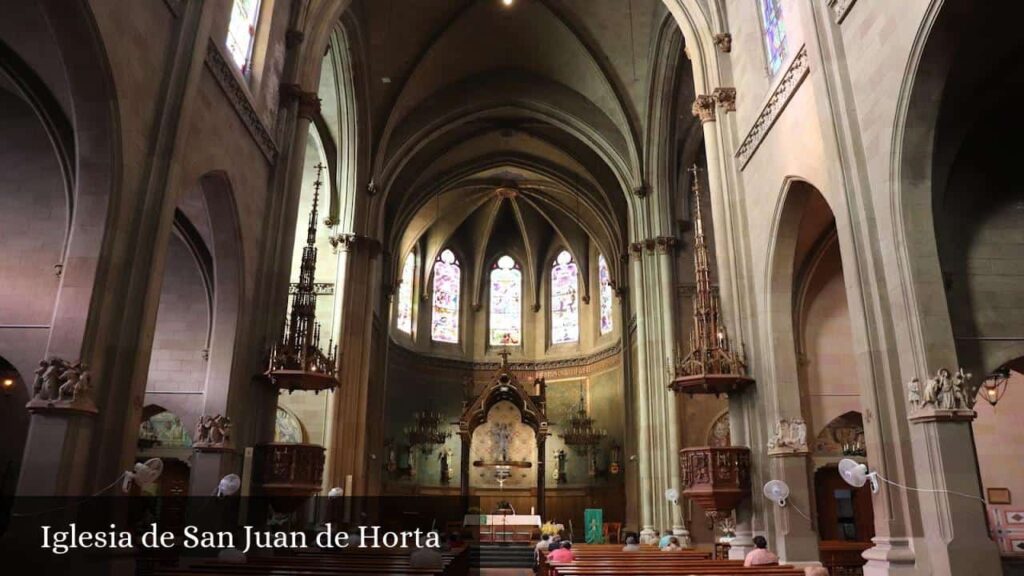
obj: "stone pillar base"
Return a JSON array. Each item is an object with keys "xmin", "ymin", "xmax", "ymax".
[
  {"xmin": 640, "ymin": 527, "xmax": 658, "ymax": 544},
  {"xmin": 728, "ymin": 533, "xmax": 755, "ymax": 560},
  {"xmin": 672, "ymin": 526, "xmax": 691, "ymax": 547},
  {"xmin": 862, "ymin": 536, "xmax": 917, "ymax": 575}
]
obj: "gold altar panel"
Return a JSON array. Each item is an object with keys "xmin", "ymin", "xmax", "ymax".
[{"xmin": 469, "ymin": 401, "xmax": 537, "ymax": 488}]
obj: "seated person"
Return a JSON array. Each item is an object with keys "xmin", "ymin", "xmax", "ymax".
[
  {"xmin": 546, "ymin": 541, "xmax": 575, "ymax": 563},
  {"xmin": 661, "ymin": 536, "xmax": 681, "ymax": 551},
  {"xmin": 535, "ymin": 534, "xmax": 551, "ymax": 562},
  {"xmin": 621, "ymin": 535, "xmax": 641, "ymax": 552},
  {"xmin": 658, "ymin": 529, "xmax": 674, "ymax": 549},
  {"xmin": 744, "ymin": 535, "xmax": 780, "ymax": 567},
  {"xmin": 409, "ymin": 544, "xmax": 444, "ymax": 570}
]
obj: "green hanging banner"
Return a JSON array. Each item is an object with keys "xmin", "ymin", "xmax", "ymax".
[{"xmin": 584, "ymin": 508, "xmax": 604, "ymax": 544}]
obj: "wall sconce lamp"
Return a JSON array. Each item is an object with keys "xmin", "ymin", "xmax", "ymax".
[
  {"xmin": 2, "ymin": 377, "xmax": 14, "ymax": 397},
  {"xmin": 980, "ymin": 367, "xmax": 1011, "ymax": 407}
]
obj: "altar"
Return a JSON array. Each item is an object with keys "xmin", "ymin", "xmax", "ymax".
[{"xmin": 464, "ymin": 514, "xmax": 542, "ymax": 542}]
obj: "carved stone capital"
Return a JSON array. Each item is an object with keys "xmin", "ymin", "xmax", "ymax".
[
  {"xmin": 908, "ymin": 408, "xmax": 976, "ymax": 424},
  {"xmin": 713, "ymin": 88, "xmax": 737, "ymax": 112},
  {"xmin": 329, "ymin": 233, "xmax": 382, "ymax": 257},
  {"xmin": 280, "ymin": 83, "xmax": 321, "ymax": 121},
  {"xmin": 654, "ymin": 236, "xmax": 677, "ymax": 254},
  {"xmin": 692, "ymin": 95, "xmax": 717, "ymax": 123},
  {"xmin": 713, "ymin": 33, "xmax": 732, "ymax": 53},
  {"xmin": 633, "ymin": 184, "xmax": 649, "ymax": 198},
  {"xmin": 628, "ymin": 242, "xmax": 644, "ymax": 261}
]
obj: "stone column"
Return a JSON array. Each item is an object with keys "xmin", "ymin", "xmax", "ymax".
[
  {"xmin": 326, "ymin": 234, "xmax": 380, "ymax": 495},
  {"xmin": 629, "ymin": 244, "xmax": 656, "ymax": 542},
  {"xmin": 16, "ymin": 0, "xmax": 212, "ymax": 497},
  {"xmin": 537, "ymin": 433, "xmax": 546, "ymax": 520},
  {"xmin": 629, "ymin": 237, "xmax": 685, "ymax": 542},
  {"xmin": 906, "ymin": 397, "xmax": 1001, "ymax": 575}
]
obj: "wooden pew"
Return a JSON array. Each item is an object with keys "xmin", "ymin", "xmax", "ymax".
[{"xmin": 538, "ymin": 543, "xmax": 802, "ymax": 576}]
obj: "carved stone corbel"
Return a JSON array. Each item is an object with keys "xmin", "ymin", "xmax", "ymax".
[
  {"xmin": 713, "ymin": 88, "xmax": 737, "ymax": 113},
  {"xmin": 692, "ymin": 95, "xmax": 717, "ymax": 124},
  {"xmin": 280, "ymin": 83, "xmax": 321, "ymax": 121},
  {"xmin": 713, "ymin": 33, "xmax": 732, "ymax": 53},
  {"xmin": 329, "ymin": 233, "xmax": 382, "ymax": 258}
]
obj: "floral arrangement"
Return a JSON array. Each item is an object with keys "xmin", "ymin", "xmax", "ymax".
[{"xmin": 541, "ymin": 521, "xmax": 564, "ymax": 536}]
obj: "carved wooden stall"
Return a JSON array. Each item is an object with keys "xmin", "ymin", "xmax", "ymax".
[{"xmin": 252, "ymin": 442, "xmax": 326, "ymax": 512}]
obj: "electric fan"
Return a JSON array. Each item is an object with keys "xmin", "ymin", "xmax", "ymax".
[
  {"xmin": 838, "ymin": 458, "xmax": 879, "ymax": 493},
  {"xmin": 762, "ymin": 479, "xmax": 790, "ymax": 507}
]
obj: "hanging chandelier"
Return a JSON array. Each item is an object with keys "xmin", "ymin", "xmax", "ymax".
[
  {"xmin": 405, "ymin": 406, "xmax": 451, "ymax": 449},
  {"xmin": 561, "ymin": 392, "xmax": 606, "ymax": 450},
  {"xmin": 266, "ymin": 163, "xmax": 340, "ymax": 393},
  {"xmin": 669, "ymin": 165, "xmax": 754, "ymax": 397}
]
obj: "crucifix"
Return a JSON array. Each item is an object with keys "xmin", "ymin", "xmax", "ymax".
[{"xmin": 498, "ymin": 349, "xmax": 511, "ymax": 369}]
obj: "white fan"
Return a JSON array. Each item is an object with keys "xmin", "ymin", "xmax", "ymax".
[
  {"xmin": 838, "ymin": 458, "xmax": 879, "ymax": 493},
  {"xmin": 762, "ymin": 479, "xmax": 790, "ymax": 507},
  {"xmin": 122, "ymin": 458, "xmax": 164, "ymax": 492},
  {"xmin": 217, "ymin": 474, "xmax": 241, "ymax": 497},
  {"xmin": 328, "ymin": 486, "xmax": 345, "ymax": 498},
  {"xmin": 665, "ymin": 488, "xmax": 679, "ymax": 505}
]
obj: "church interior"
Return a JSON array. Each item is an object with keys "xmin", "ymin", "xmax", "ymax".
[{"xmin": 1, "ymin": 0, "xmax": 1023, "ymax": 574}]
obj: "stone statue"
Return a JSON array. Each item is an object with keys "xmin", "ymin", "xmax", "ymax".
[
  {"xmin": 553, "ymin": 449, "xmax": 567, "ymax": 484},
  {"xmin": 195, "ymin": 415, "xmax": 212, "ymax": 445},
  {"xmin": 41, "ymin": 359, "xmax": 66, "ymax": 401},
  {"xmin": 58, "ymin": 362, "xmax": 89, "ymax": 402},
  {"xmin": 32, "ymin": 360, "xmax": 48, "ymax": 399},
  {"xmin": 907, "ymin": 378, "xmax": 922, "ymax": 411},
  {"xmin": 438, "ymin": 447, "xmax": 452, "ymax": 485},
  {"xmin": 408, "ymin": 446, "xmax": 418, "ymax": 480},
  {"xmin": 386, "ymin": 444, "xmax": 398, "ymax": 472},
  {"xmin": 952, "ymin": 367, "xmax": 973, "ymax": 409}
]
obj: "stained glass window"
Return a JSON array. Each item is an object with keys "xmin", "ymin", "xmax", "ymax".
[
  {"xmin": 598, "ymin": 254, "xmax": 613, "ymax": 335},
  {"xmin": 396, "ymin": 252, "xmax": 415, "ymax": 334},
  {"xmin": 759, "ymin": 0, "xmax": 787, "ymax": 76},
  {"xmin": 431, "ymin": 249, "xmax": 460, "ymax": 343},
  {"xmin": 227, "ymin": 0, "xmax": 262, "ymax": 74},
  {"xmin": 489, "ymin": 255, "xmax": 522, "ymax": 346},
  {"xmin": 551, "ymin": 250, "xmax": 579, "ymax": 344}
]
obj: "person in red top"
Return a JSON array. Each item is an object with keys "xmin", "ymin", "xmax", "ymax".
[
  {"xmin": 744, "ymin": 536, "xmax": 780, "ymax": 567},
  {"xmin": 547, "ymin": 541, "xmax": 576, "ymax": 563}
]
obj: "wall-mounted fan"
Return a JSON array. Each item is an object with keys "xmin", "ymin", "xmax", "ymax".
[
  {"xmin": 328, "ymin": 487, "xmax": 345, "ymax": 498},
  {"xmin": 665, "ymin": 488, "xmax": 679, "ymax": 505},
  {"xmin": 839, "ymin": 458, "xmax": 879, "ymax": 493},
  {"xmin": 122, "ymin": 458, "xmax": 164, "ymax": 493},
  {"xmin": 217, "ymin": 474, "xmax": 241, "ymax": 497},
  {"xmin": 762, "ymin": 479, "xmax": 790, "ymax": 507}
]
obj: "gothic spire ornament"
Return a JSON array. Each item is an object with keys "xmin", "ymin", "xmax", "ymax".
[
  {"xmin": 266, "ymin": 163, "xmax": 340, "ymax": 393},
  {"xmin": 669, "ymin": 166, "xmax": 754, "ymax": 396}
]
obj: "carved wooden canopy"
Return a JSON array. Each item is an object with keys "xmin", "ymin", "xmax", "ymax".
[{"xmin": 458, "ymin": 351, "xmax": 548, "ymax": 438}]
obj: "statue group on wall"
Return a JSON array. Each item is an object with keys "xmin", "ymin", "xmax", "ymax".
[
  {"xmin": 29, "ymin": 357, "xmax": 95, "ymax": 413},
  {"xmin": 767, "ymin": 417, "xmax": 808, "ymax": 455},
  {"xmin": 194, "ymin": 414, "xmax": 232, "ymax": 449},
  {"xmin": 908, "ymin": 367, "xmax": 974, "ymax": 414}
]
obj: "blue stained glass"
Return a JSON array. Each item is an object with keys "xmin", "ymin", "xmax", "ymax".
[{"xmin": 760, "ymin": 0, "xmax": 787, "ymax": 76}]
